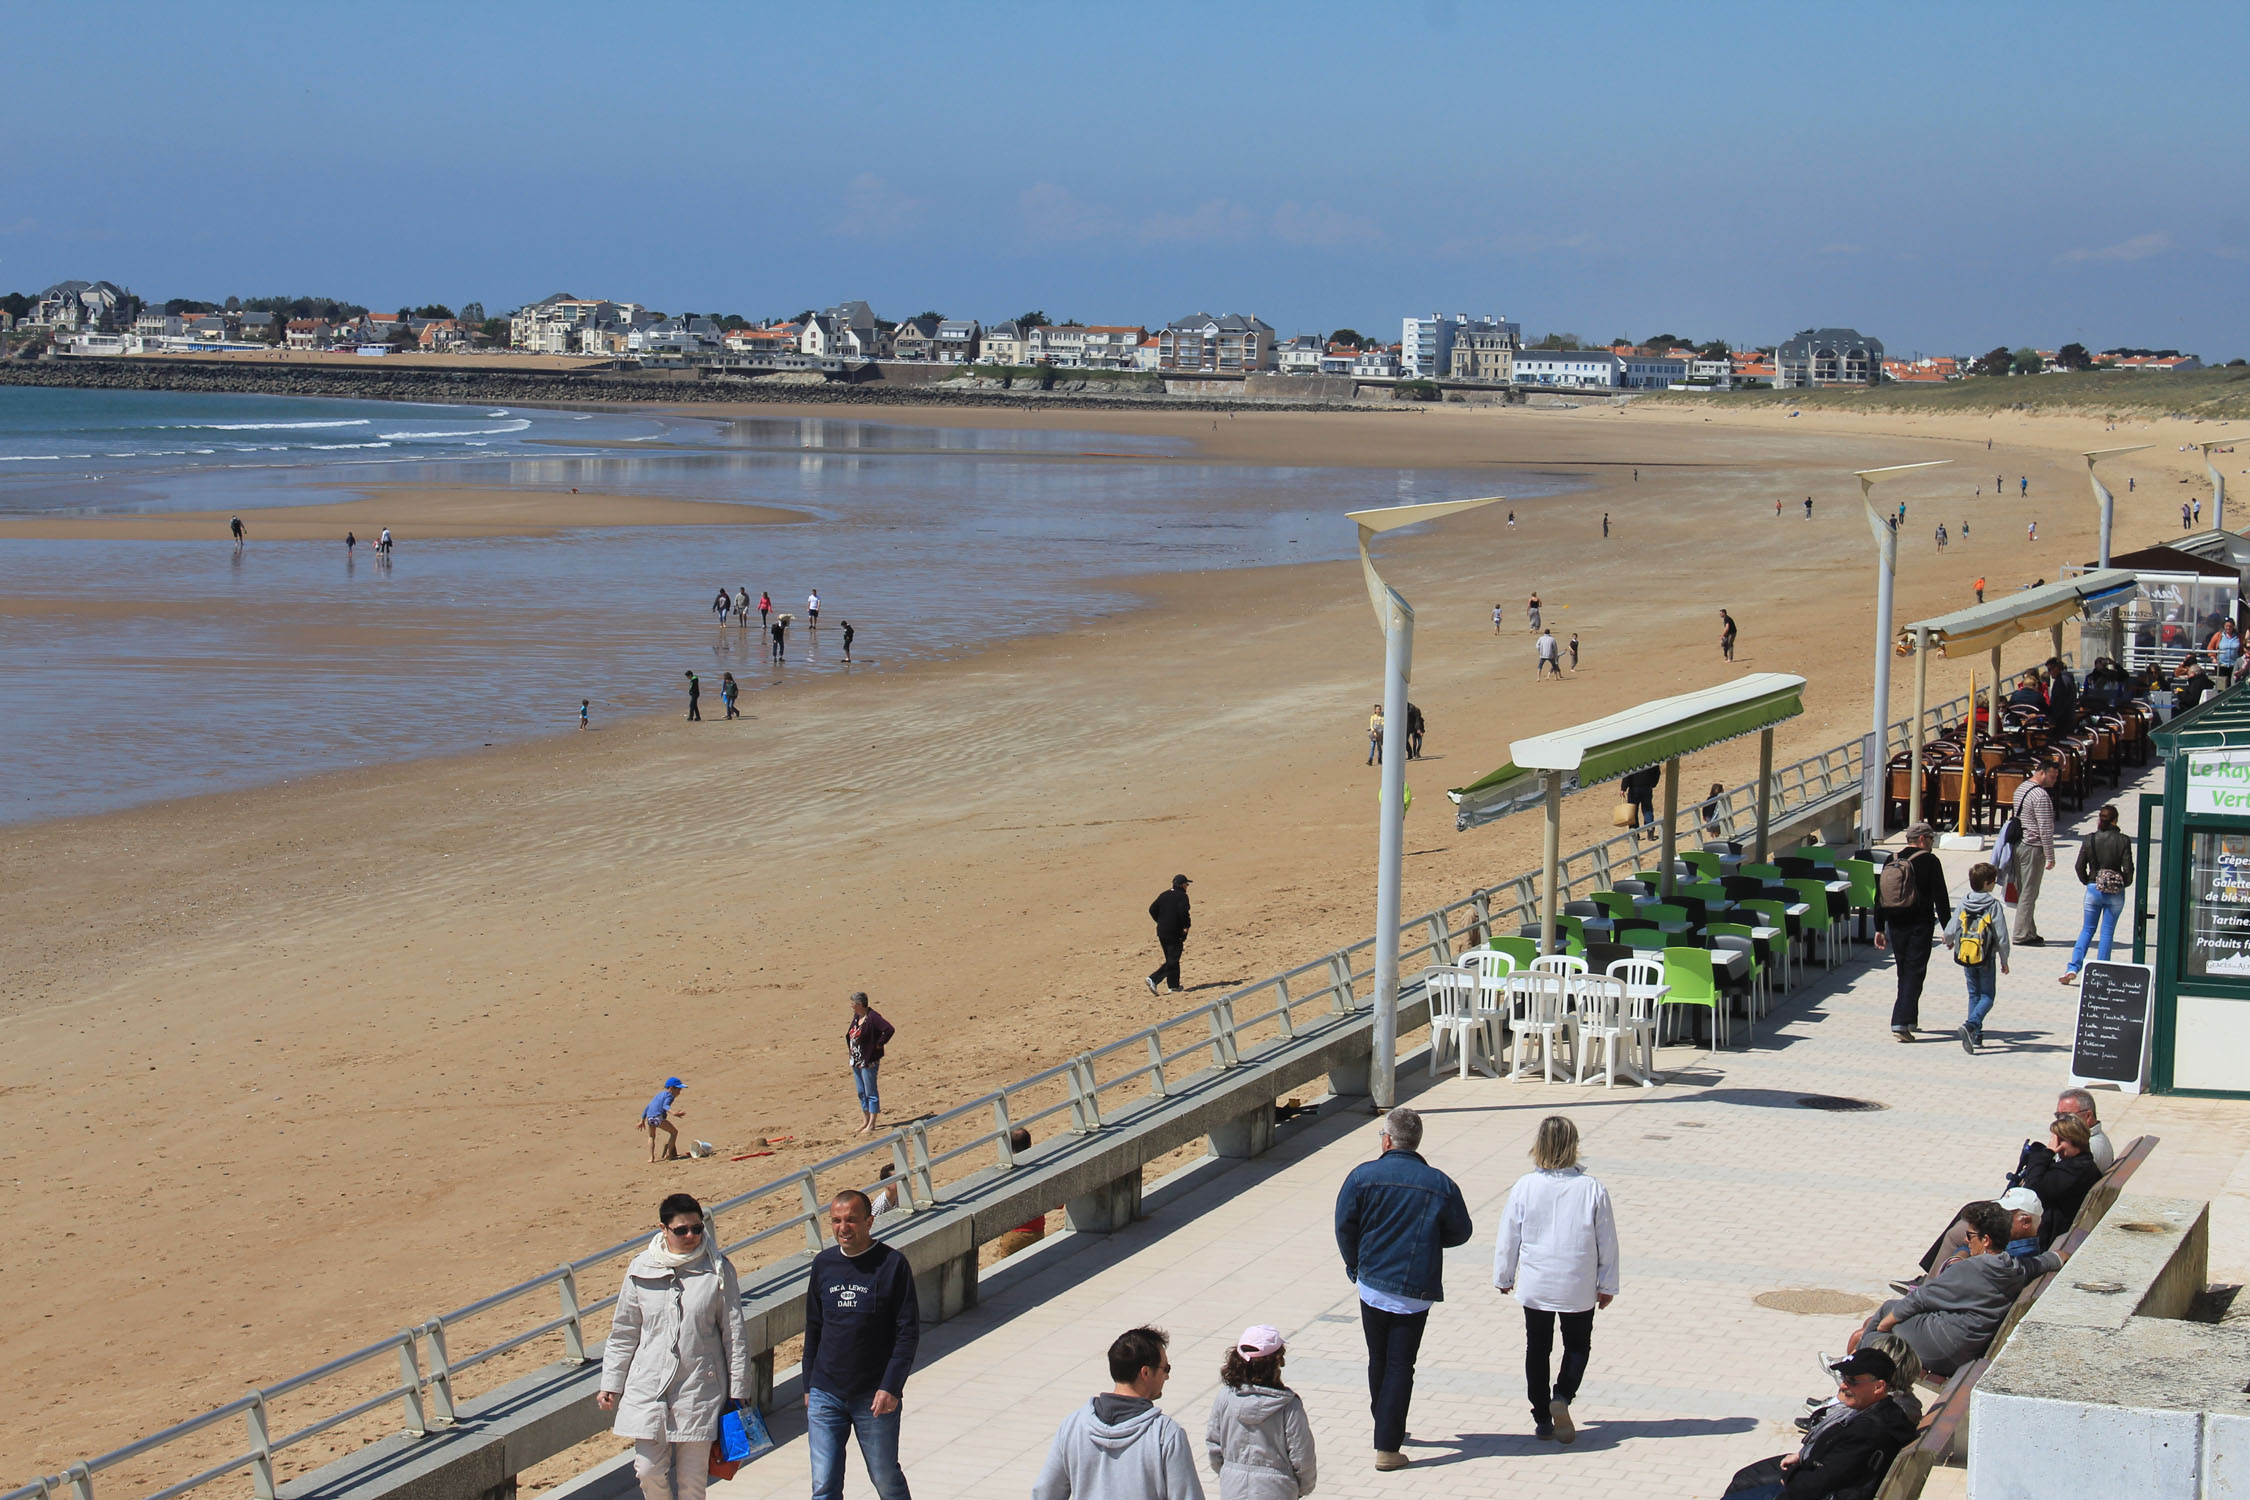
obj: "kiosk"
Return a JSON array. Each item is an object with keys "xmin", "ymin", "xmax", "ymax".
[{"xmin": 2149, "ymin": 676, "xmax": 2250, "ymax": 1094}]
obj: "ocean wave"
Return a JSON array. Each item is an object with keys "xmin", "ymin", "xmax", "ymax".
[
  {"xmin": 159, "ymin": 419, "xmax": 371, "ymax": 431},
  {"xmin": 375, "ymin": 419, "xmax": 533, "ymax": 439},
  {"xmin": 487, "ymin": 409, "xmax": 510, "ymax": 417},
  {"xmin": 305, "ymin": 441, "xmax": 395, "ymax": 451}
]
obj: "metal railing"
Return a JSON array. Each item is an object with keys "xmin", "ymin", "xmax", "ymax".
[{"xmin": 8, "ymin": 691, "xmax": 1982, "ymax": 1500}]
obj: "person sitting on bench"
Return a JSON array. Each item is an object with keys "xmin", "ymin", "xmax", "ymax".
[
  {"xmin": 2017, "ymin": 1114, "xmax": 2101, "ymax": 1248},
  {"xmin": 1849, "ymin": 1203, "xmax": 2061, "ymax": 1378},
  {"xmin": 1721, "ymin": 1349, "xmax": 1916, "ymax": 1499},
  {"xmin": 1914, "ymin": 1186, "xmax": 2047, "ymax": 1280}
]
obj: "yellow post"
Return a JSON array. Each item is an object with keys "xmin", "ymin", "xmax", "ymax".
[{"xmin": 1957, "ymin": 670, "xmax": 1976, "ymax": 838}]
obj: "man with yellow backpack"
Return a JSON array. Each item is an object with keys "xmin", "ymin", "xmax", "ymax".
[{"xmin": 1942, "ymin": 862, "xmax": 2012, "ymax": 1054}]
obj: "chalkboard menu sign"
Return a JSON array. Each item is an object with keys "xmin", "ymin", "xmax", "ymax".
[
  {"xmin": 2070, "ymin": 960, "xmax": 2152, "ymax": 1092},
  {"xmin": 2186, "ymin": 830, "xmax": 2250, "ymax": 979}
]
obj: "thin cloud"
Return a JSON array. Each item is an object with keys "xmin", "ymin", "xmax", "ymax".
[
  {"xmin": 833, "ymin": 173, "xmax": 920, "ymax": 241},
  {"xmin": 2058, "ymin": 231, "xmax": 2173, "ymax": 265},
  {"xmin": 1434, "ymin": 229, "xmax": 1598, "ymax": 258},
  {"xmin": 1137, "ymin": 198, "xmax": 1256, "ymax": 245},
  {"xmin": 1272, "ymin": 200, "xmax": 1381, "ymax": 247},
  {"xmin": 1017, "ymin": 182, "xmax": 1113, "ymax": 242}
]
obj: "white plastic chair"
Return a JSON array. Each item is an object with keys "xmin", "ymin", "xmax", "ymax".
[
  {"xmin": 1605, "ymin": 957, "xmax": 1666, "ymax": 1081},
  {"xmin": 1505, "ymin": 971, "xmax": 1573, "ymax": 1082},
  {"xmin": 1530, "ymin": 953, "xmax": 1588, "ymax": 976},
  {"xmin": 1571, "ymin": 974, "xmax": 1653, "ymax": 1088},
  {"xmin": 1459, "ymin": 950, "xmax": 1516, "ymax": 1066},
  {"xmin": 1422, "ymin": 966, "xmax": 1497, "ymax": 1079}
]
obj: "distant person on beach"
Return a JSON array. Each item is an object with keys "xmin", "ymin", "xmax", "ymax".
[
  {"xmin": 1204, "ymin": 1325, "xmax": 1316, "ymax": 1500},
  {"xmin": 1493, "ymin": 602, "xmax": 1504, "ymax": 634},
  {"xmin": 580, "ymin": 699, "xmax": 590, "ymax": 731},
  {"xmin": 711, "ymin": 588, "xmax": 731, "ymax": 623},
  {"xmin": 720, "ymin": 671, "xmax": 739, "ymax": 719},
  {"xmin": 640, "ymin": 1078, "xmax": 686, "ymax": 1162},
  {"xmin": 2020, "ymin": 476, "xmax": 2028, "ymax": 496},
  {"xmin": 1527, "ymin": 593, "xmax": 1542, "ymax": 631},
  {"xmin": 230, "ymin": 515, "xmax": 245, "ymax": 541},
  {"xmin": 1147, "ymin": 874, "xmax": 1192, "ymax": 995},
  {"xmin": 1536, "ymin": 629, "xmax": 1561, "ymax": 679},
  {"xmin": 1775, "ymin": 498, "xmax": 1783, "ymax": 517},
  {"xmin": 758, "ymin": 591, "xmax": 771, "ymax": 630},
  {"xmin": 735, "ymin": 587, "xmax": 750, "ymax": 622},
  {"xmin": 1335, "ymin": 1106, "xmax": 1473, "ymax": 1472},
  {"xmin": 803, "ymin": 1190, "xmax": 920, "ymax": 1500},
  {"xmin": 841, "ymin": 620, "xmax": 855, "ymax": 661},
  {"xmin": 1568, "ymin": 633, "xmax": 1580, "ymax": 672},
  {"xmin": 1719, "ymin": 609, "xmax": 1738, "ymax": 662},
  {"xmin": 1701, "ymin": 783, "xmax": 1726, "ymax": 841},
  {"xmin": 2184, "ymin": 502, "xmax": 2193, "ymax": 530},
  {"xmin": 2026, "ymin": 520, "xmax": 2037, "ymax": 542},
  {"xmin": 1366, "ymin": 705, "xmax": 1383, "ymax": 764},
  {"xmin": 597, "ymin": 1191, "xmax": 749, "ymax": 1500},
  {"xmin": 345, "ymin": 530, "xmax": 356, "ymax": 555},
  {"xmin": 379, "ymin": 526, "xmax": 393, "ymax": 555},
  {"xmin": 683, "ymin": 671, "xmax": 700, "ymax": 721},
  {"xmin": 808, "ymin": 590, "xmax": 821, "ymax": 628},
  {"xmin": 1405, "ymin": 702, "xmax": 1425, "ymax": 759},
  {"xmin": 771, "ymin": 616, "xmax": 789, "ymax": 662},
  {"xmin": 847, "ymin": 991, "xmax": 895, "ymax": 1135},
  {"xmin": 1602, "ymin": 511, "xmax": 1609, "ymax": 538},
  {"xmin": 1033, "ymin": 1327, "xmax": 1200, "ymax": 1500},
  {"xmin": 1804, "ymin": 496, "xmax": 1813, "ymax": 518},
  {"xmin": 1975, "ymin": 577, "xmax": 1985, "ymax": 603}
]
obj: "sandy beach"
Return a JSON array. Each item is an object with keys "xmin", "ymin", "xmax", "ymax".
[{"xmin": 0, "ymin": 394, "xmax": 2226, "ymax": 1485}]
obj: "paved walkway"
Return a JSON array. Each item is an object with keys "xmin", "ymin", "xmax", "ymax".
[{"xmin": 705, "ymin": 763, "xmax": 2250, "ymax": 1500}]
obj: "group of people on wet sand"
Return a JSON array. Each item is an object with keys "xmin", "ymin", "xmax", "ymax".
[{"xmin": 709, "ymin": 587, "xmax": 852, "ymax": 665}]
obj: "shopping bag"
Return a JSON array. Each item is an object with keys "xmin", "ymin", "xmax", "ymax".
[{"xmin": 709, "ymin": 1405, "xmax": 774, "ymax": 1478}]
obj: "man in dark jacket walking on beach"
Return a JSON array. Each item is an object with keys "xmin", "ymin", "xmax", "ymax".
[
  {"xmin": 1146, "ymin": 875, "xmax": 1192, "ymax": 995},
  {"xmin": 804, "ymin": 1190, "xmax": 919, "ymax": 1500},
  {"xmin": 1334, "ymin": 1107, "xmax": 1473, "ymax": 1472},
  {"xmin": 1874, "ymin": 824, "xmax": 1952, "ymax": 1041}
]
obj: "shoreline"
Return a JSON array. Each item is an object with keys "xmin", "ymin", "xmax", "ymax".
[
  {"xmin": 0, "ymin": 485, "xmax": 813, "ymax": 540},
  {"xmin": 0, "ymin": 393, "xmax": 2228, "ymax": 1483}
]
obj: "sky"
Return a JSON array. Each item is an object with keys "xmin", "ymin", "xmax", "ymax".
[{"xmin": 6, "ymin": 1, "xmax": 2247, "ymax": 358}]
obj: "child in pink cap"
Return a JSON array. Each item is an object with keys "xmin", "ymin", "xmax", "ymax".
[{"xmin": 1204, "ymin": 1325, "xmax": 1317, "ymax": 1499}]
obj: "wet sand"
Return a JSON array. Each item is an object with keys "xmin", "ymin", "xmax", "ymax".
[
  {"xmin": 0, "ymin": 485, "xmax": 810, "ymax": 541},
  {"xmin": 0, "ymin": 396, "xmax": 2222, "ymax": 1484}
]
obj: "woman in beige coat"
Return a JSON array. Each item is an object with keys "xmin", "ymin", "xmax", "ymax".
[{"xmin": 598, "ymin": 1193, "xmax": 751, "ymax": 1500}]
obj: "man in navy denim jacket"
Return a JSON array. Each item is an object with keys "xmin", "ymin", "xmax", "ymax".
[{"xmin": 1333, "ymin": 1106, "xmax": 1474, "ymax": 1472}]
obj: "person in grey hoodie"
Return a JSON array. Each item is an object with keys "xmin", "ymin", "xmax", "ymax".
[
  {"xmin": 1940, "ymin": 861, "xmax": 2012, "ymax": 1053},
  {"xmin": 1034, "ymin": 1326, "xmax": 1205, "ymax": 1500},
  {"xmin": 1847, "ymin": 1202, "xmax": 2061, "ymax": 1376},
  {"xmin": 1204, "ymin": 1326, "xmax": 1315, "ymax": 1500}
]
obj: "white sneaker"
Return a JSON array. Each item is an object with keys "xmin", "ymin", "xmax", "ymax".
[{"xmin": 1145, "ymin": 976, "xmax": 1160, "ymax": 996}]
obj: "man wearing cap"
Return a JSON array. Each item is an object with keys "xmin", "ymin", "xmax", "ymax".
[
  {"xmin": 1146, "ymin": 875, "xmax": 1193, "ymax": 996},
  {"xmin": 1334, "ymin": 1106, "xmax": 1473, "ymax": 1472},
  {"xmin": 1873, "ymin": 824, "xmax": 1951, "ymax": 1042},
  {"xmin": 641, "ymin": 1078, "xmax": 686, "ymax": 1163},
  {"xmin": 1723, "ymin": 1350, "xmax": 1915, "ymax": 1499}
]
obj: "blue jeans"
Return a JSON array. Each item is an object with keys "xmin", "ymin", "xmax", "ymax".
[
  {"xmin": 853, "ymin": 1064, "xmax": 881, "ymax": 1114},
  {"xmin": 807, "ymin": 1388, "xmax": 910, "ymax": 1500},
  {"xmin": 1963, "ymin": 960, "xmax": 1997, "ymax": 1033},
  {"xmin": 2069, "ymin": 887, "xmax": 2128, "ymax": 972}
]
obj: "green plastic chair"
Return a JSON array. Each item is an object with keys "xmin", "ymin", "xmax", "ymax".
[
  {"xmin": 1784, "ymin": 878, "xmax": 1839, "ymax": 966},
  {"xmin": 1553, "ymin": 914, "xmax": 1590, "ymax": 957},
  {"xmin": 1741, "ymin": 863, "xmax": 1785, "ymax": 883},
  {"xmin": 1681, "ymin": 850, "xmax": 1725, "ymax": 880},
  {"xmin": 1591, "ymin": 891, "xmax": 1639, "ymax": 920},
  {"xmin": 1659, "ymin": 946, "xmax": 1729, "ymax": 1051},
  {"xmin": 1706, "ymin": 921, "xmax": 1768, "ymax": 1017},
  {"xmin": 1735, "ymin": 898, "xmax": 1796, "ymax": 991},
  {"xmin": 1642, "ymin": 903, "xmax": 1692, "ymax": 936},
  {"xmin": 1678, "ymin": 882, "xmax": 1729, "ymax": 908},
  {"xmin": 1841, "ymin": 859, "xmax": 1881, "ymax": 943},
  {"xmin": 1488, "ymin": 935, "xmax": 1540, "ymax": 969},
  {"xmin": 1633, "ymin": 870, "xmax": 1666, "ymax": 886},
  {"xmin": 1802, "ymin": 846, "xmax": 1838, "ymax": 869},
  {"xmin": 1623, "ymin": 928, "xmax": 1670, "ymax": 953}
]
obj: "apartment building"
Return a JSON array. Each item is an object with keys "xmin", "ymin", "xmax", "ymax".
[
  {"xmin": 798, "ymin": 301, "xmax": 884, "ymax": 360},
  {"xmin": 1447, "ymin": 327, "xmax": 1520, "ymax": 383},
  {"xmin": 890, "ymin": 315, "xmax": 942, "ymax": 361},
  {"xmin": 34, "ymin": 279, "xmax": 130, "ymax": 330},
  {"xmin": 1276, "ymin": 334, "xmax": 1325, "ymax": 375},
  {"xmin": 1158, "ymin": 312, "xmax": 1276, "ymax": 373},
  {"xmin": 1401, "ymin": 313, "xmax": 1521, "ymax": 379},
  {"xmin": 980, "ymin": 320, "xmax": 1028, "ymax": 366},
  {"xmin": 1618, "ymin": 353, "xmax": 1688, "ymax": 389},
  {"xmin": 1077, "ymin": 325, "xmax": 1146, "ymax": 369},
  {"xmin": 510, "ymin": 296, "xmax": 646, "ymax": 354},
  {"xmin": 1776, "ymin": 327, "xmax": 1884, "ymax": 388},
  {"xmin": 1028, "ymin": 323, "xmax": 1084, "ymax": 366},
  {"xmin": 1512, "ymin": 349, "xmax": 1624, "ymax": 388},
  {"xmin": 934, "ymin": 319, "xmax": 981, "ymax": 363}
]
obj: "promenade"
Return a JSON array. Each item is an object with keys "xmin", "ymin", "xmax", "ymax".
[{"xmin": 691, "ymin": 765, "xmax": 2248, "ymax": 1500}]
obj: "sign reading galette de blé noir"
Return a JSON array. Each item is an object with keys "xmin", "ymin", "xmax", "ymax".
[{"xmin": 2186, "ymin": 749, "xmax": 2250, "ymax": 815}]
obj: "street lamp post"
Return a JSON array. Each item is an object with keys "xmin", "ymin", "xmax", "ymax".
[
  {"xmin": 2199, "ymin": 439, "xmax": 2233, "ymax": 532},
  {"xmin": 1346, "ymin": 497, "xmax": 1503, "ymax": 1110},
  {"xmin": 2081, "ymin": 445, "xmax": 2153, "ymax": 567},
  {"xmin": 1855, "ymin": 462, "xmax": 1950, "ymax": 845}
]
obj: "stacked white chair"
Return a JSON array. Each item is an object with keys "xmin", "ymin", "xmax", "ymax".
[
  {"xmin": 1421, "ymin": 965, "xmax": 1497, "ymax": 1079},
  {"xmin": 1505, "ymin": 970, "xmax": 1573, "ymax": 1083},
  {"xmin": 1457, "ymin": 949, "xmax": 1517, "ymax": 1070},
  {"xmin": 1604, "ymin": 956, "xmax": 1666, "ymax": 1082},
  {"xmin": 1571, "ymin": 974, "xmax": 1652, "ymax": 1088}
]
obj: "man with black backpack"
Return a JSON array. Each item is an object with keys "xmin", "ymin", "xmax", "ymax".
[
  {"xmin": 1874, "ymin": 824, "xmax": 1952, "ymax": 1043},
  {"xmin": 1942, "ymin": 862, "xmax": 2011, "ymax": 1053}
]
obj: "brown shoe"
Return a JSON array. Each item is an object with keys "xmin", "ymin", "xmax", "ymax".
[
  {"xmin": 1373, "ymin": 1451, "xmax": 1408, "ymax": 1471},
  {"xmin": 1550, "ymin": 1400, "xmax": 1576, "ymax": 1443}
]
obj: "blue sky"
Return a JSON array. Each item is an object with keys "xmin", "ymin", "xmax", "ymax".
[{"xmin": 7, "ymin": 1, "xmax": 2246, "ymax": 357}]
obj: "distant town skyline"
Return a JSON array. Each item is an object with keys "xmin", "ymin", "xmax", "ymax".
[{"xmin": 5, "ymin": 2, "xmax": 2247, "ymax": 359}]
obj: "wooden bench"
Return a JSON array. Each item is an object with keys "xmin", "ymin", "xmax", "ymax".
[{"xmin": 1870, "ymin": 1133, "xmax": 2158, "ymax": 1498}]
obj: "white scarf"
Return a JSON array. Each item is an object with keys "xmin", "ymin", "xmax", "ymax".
[{"xmin": 640, "ymin": 1230, "xmax": 712, "ymax": 1272}]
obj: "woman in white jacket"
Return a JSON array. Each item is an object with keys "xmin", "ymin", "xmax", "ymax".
[
  {"xmin": 1492, "ymin": 1117, "xmax": 1619, "ymax": 1445},
  {"xmin": 598, "ymin": 1193, "xmax": 752, "ymax": 1500}
]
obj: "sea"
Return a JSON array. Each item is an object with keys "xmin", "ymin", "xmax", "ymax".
[{"xmin": 0, "ymin": 386, "xmax": 1579, "ymax": 822}]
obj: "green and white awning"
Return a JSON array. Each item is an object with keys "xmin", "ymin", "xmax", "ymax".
[
  {"xmin": 1448, "ymin": 673, "xmax": 1807, "ymax": 831},
  {"xmin": 1899, "ymin": 568, "xmax": 2138, "ymax": 658}
]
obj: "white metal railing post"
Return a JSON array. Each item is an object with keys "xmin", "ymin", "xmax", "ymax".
[
  {"xmin": 1075, "ymin": 1056, "xmax": 1104, "ymax": 1129},
  {"xmin": 557, "ymin": 1267, "xmax": 587, "ymax": 1364},
  {"xmin": 423, "ymin": 1320, "xmax": 457, "ymax": 1425},
  {"xmin": 906, "ymin": 1122, "xmax": 936, "ymax": 1209},
  {"xmin": 1470, "ymin": 888, "xmax": 1491, "ymax": 940},
  {"xmin": 397, "ymin": 1330, "xmax": 429, "ymax": 1435},
  {"xmin": 1426, "ymin": 911, "xmax": 1452, "ymax": 963},
  {"xmin": 798, "ymin": 1172, "xmax": 825, "ymax": 1253},
  {"xmin": 1273, "ymin": 976, "xmax": 1295, "ymax": 1040},
  {"xmin": 245, "ymin": 1394, "xmax": 275, "ymax": 1500},
  {"xmin": 1327, "ymin": 953, "xmax": 1354, "ymax": 1011},
  {"xmin": 889, "ymin": 1136, "xmax": 915, "ymax": 1207},
  {"xmin": 65, "ymin": 1464, "xmax": 92, "ymax": 1500},
  {"xmin": 992, "ymin": 1097, "xmax": 1017, "ymax": 1166},
  {"xmin": 1145, "ymin": 1033, "xmax": 1169, "ymax": 1096}
]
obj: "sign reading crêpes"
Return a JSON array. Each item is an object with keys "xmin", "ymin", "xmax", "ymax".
[{"xmin": 2186, "ymin": 750, "xmax": 2250, "ymax": 815}]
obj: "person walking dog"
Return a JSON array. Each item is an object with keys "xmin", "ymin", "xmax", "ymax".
[
  {"xmin": 1334, "ymin": 1106, "xmax": 1473, "ymax": 1472},
  {"xmin": 1493, "ymin": 1116, "xmax": 1619, "ymax": 1444},
  {"xmin": 598, "ymin": 1193, "xmax": 750, "ymax": 1500}
]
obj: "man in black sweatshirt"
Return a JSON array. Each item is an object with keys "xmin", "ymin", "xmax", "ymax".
[
  {"xmin": 803, "ymin": 1190, "xmax": 920, "ymax": 1500},
  {"xmin": 1874, "ymin": 824, "xmax": 1952, "ymax": 1042},
  {"xmin": 1146, "ymin": 874, "xmax": 1192, "ymax": 996}
]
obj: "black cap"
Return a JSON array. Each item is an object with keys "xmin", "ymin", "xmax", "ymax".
[
  {"xmin": 1828, "ymin": 1349, "xmax": 1897, "ymax": 1383},
  {"xmin": 1173, "ymin": 874, "xmax": 1192, "ymax": 887}
]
